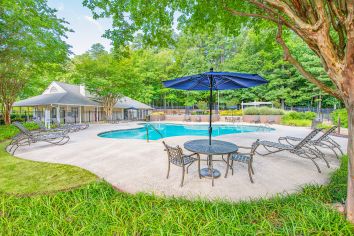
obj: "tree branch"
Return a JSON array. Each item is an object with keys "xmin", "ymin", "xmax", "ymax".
[{"xmin": 276, "ymin": 23, "xmax": 342, "ymax": 100}]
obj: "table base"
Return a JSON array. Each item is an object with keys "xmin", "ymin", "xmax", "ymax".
[{"xmin": 200, "ymin": 168, "xmax": 221, "ymax": 179}]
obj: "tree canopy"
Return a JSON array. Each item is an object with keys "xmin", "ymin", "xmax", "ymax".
[{"xmin": 0, "ymin": 0, "xmax": 70, "ymax": 124}]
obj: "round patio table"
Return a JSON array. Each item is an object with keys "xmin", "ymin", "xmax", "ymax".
[{"xmin": 184, "ymin": 139, "xmax": 238, "ymax": 185}]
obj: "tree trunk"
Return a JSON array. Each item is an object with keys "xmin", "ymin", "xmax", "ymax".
[
  {"xmin": 4, "ymin": 102, "xmax": 12, "ymax": 125},
  {"xmin": 346, "ymin": 105, "xmax": 354, "ymax": 223}
]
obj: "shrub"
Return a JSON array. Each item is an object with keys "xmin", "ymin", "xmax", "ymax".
[
  {"xmin": 151, "ymin": 112, "xmax": 165, "ymax": 116},
  {"xmin": 219, "ymin": 110, "xmax": 243, "ymax": 116},
  {"xmin": 281, "ymin": 111, "xmax": 316, "ymax": 121},
  {"xmin": 0, "ymin": 122, "xmax": 39, "ymax": 142},
  {"xmin": 280, "ymin": 119, "xmax": 312, "ymax": 127},
  {"xmin": 280, "ymin": 111, "xmax": 317, "ymax": 127},
  {"xmin": 331, "ymin": 108, "xmax": 348, "ymax": 128},
  {"xmin": 243, "ymin": 107, "xmax": 284, "ymax": 115}
]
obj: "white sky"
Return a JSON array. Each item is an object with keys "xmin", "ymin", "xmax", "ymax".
[{"xmin": 48, "ymin": 0, "xmax": 113, "ymax": 55}]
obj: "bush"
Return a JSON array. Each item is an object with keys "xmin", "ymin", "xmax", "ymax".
[
  {"xmin": 150, "ymin": 112, "xmax": 165, "ymax": 116},
  {"xmin": 280, "ymin": 119, "xmax": 312, "ymax": 127},
  {"xmin": 243, "ymin": 107, "xmax": 284, "ymax": 115},
  {"xmin": 282, "ymin": 111, "xmax": 316, "ymax": 121},
  {"xmin": 219, "ymin": 110, "xmax": 243, "ymax": 116},
  {"xmin": 0, "ymin": 122, "xmax": 39, "ymax": 142},
  {"xmin": 331, "ymin": 109, "xmax": 348, "ymax": 128}
]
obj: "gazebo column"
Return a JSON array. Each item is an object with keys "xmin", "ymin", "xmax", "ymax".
[
  {"xmin": 56, "ymin": 106, "xmax": 60, "ymax": 123},
  {"xmin": 96, "ymin": 106, "xmax": 99, "ymax": 123}
]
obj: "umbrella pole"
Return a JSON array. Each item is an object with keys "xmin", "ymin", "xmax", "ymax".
[{"xmin": 209, "ymin": 71, "xmax": 213, "ymax": 146}]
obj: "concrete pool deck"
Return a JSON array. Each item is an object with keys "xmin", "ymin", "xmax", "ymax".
[{"xmin": 14, "ymin": 122, "xmax": 347, "ymax": 201}]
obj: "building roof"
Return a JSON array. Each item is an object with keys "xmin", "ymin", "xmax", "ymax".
[
  {"xmin": 14, "ymin": 81, "xmax": 152, "ymax": 109},
  {"xmin": 115, "ymin": 96, "xmax": 153, "ymax": 109},
  {"xmin": 13, "ymin": 89, "xmax": 100, "ymax": 107}
]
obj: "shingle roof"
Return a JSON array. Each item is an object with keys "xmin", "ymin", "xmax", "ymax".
[
  {"xmin": 115, "ymin": 96, "xmax": 153, "ymax": 109},
  {"xmin": 14, "ymin": 81, "xmax": 152, "ymax": 109},
  {"xmin": 13, "ymin": 91, "xmax": 99, "ymax": 107}
]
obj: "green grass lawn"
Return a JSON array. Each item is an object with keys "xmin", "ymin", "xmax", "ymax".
[
  {"xmin": 0, "ymin": 124, "xmax": 353, "ymax": 234},
  {"xmin": 0, "ymin": 141, "xmax": 97, "ymax": 195}
]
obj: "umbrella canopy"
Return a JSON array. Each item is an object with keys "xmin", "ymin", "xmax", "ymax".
[{"xmin": 163, "ymin": 68, "xmax": 267, "ymax": 145}]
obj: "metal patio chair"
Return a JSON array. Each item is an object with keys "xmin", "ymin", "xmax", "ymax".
[
  {"xmin": 7, "ymin": 122, "xmax": 70, "ymax": 154},
  {"xmin": 53, "ymin": 120, "xmax": 88, "ymax": 132},
  {"xmin": 225, "ymin": 140, "xmax": 260, "ymax": 183},
  {"xmin": 278, "ymin": 126, "xmax": 343, "ymax": 159},
  {"xmin": 162, "ymin": 141, "xmax": 201, "ymax": 187},
  {"xmin": 255, "ymin": 128, "xmax": 329, "ymax": 173}
]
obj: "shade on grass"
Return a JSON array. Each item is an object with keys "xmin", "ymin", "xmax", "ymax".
[
  {"xmin": 0, "ymin": 141, "xmax": 98, "ymax": 195},
  {"xmin": 0, "ymin": 154, "xmax": 352, "ymax": 234}
]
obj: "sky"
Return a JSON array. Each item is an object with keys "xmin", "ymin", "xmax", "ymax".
[{"xmin": 48, "ymin": 0, "xmax": 113, "ymax": 56}]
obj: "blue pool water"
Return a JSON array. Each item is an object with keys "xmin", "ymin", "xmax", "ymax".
[{"xmin": 98, "ymin": 123, "xmax": 274, "ymax": 140}]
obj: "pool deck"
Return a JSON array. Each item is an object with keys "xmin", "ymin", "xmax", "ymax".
[{"xmin": 14, "ymin": 122, "xmax": 347, "ymax": 202}]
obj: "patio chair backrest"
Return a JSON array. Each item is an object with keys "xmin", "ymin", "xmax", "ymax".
[
  {"xmin": 294, "ymin": 128, "xmax": 323, "ymax": 150},
  {"xmin": 250, "ymin": 139, "xmax": 260, "ymax": 155},
  {"xmin": 162, "ymin": 141, "xmax": 183, "ymax": 164},
  {"xmin": 315, "ymin": 126, "xmax": 337, "ymax": 143},
  {"xmin": 12, "ymin": 122, "xmax": 32, "ymax": 137}
]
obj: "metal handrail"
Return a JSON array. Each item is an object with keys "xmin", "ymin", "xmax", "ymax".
[{"xmin": 145, "ymin": 123, "xmax": 163, "ymax": 142}]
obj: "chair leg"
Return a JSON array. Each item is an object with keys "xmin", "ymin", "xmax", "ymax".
[
  {"xmin": 231, "ymin": 159, "xmax": 234, "ymax": 175},
  {"xmin": 250, "ymin": 160, "xmax": 255, "ymax": 174},
  {"xmin": 198, "ymin": 155, "xmax": 201, "ymax": 179},
  {"xmin": 180, "ymin": 166, "xmax": 185, "ymax": 187},
  {"xmin": 310, "ymin": 158, "xmax": 321, "ymax": 173},
  {"xmin": 225, "ymin": 155, "xmax": 230, "ymax": 178},
  {"xmin": 248, "ymin": 163, "xmax": 254, "ymax": 183},
  {"xmin": 211, "ymin": 161, "xmax": 214, "ymax": 187},
  {"xmin": 166, "ymin": 161, "xmax": 170, "ymax": 179}
]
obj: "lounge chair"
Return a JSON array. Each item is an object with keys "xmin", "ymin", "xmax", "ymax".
[
  {"xmin": 225, "ymin": 140, "xmax": 260, "ymax": 183},
  {"xmin": 255, "ymin": 128, "xmax": 329, "ymax": 173},
  {"xmin": 252, "ymin": 115, "xmax": 261, "ymax": 124},
  {"xmin": 162, "ymin": 141, "xmax": 201, "ymax": 187},
  {"xmin": 53, "ymin": 120, "xmax": 89, "ymax": 132},
  {"xmin": 34, "ymin": 119, "xmax": 67, "ymax": 133},
  {"xmin": 7, "ymin": 122, "xmax": 70, "ymax": 154},
  {"xmin": 267, "ymin": 116, "xmax": 276, "ymax": 124},
  {"xmin": 278, "ymin": 126, "xmax": 343, "ymax": 159},
  {"xmin": 184, "ymin": 115, "xmax": 191, "ymax": 122}
]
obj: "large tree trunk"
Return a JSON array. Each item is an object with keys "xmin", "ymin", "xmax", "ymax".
[
  {"xmin": 3, "ymin": 102, "xmax": 12, "ymax": 125},
  {"xmin": 347, "ymin": 107, "xmax": 354, "ymax": 222},
  {"xmin": 102, "ymin": 94, "xmax": 119, "ymax": 121}
]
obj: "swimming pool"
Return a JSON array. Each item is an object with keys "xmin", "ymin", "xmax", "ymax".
[{"xmin": 98, "ymin": 123, "xmax": 274, "ymax": 140}]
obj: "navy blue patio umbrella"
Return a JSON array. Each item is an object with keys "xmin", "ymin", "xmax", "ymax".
[{"xmin": 163, "ymin": 68, "xmax": 268, "ymax": 145}]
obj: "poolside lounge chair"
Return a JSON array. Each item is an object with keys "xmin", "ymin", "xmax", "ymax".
[
  {"xmin": 34, "ymin": 119, "xmax": 67, "ymax": 133},
  {"xmin": 278, "ymin": 126, "xmax": 343, "ymax": 159},
  {"xmin": 225, "ymin": 140, "xmax": 260, "ymax": 183},
  {"xmin": 255, "ymin": 128, "xmax": 329, "ymax": 173},
  {"xmin": 267, "ymin": 116, "xmax": 276, "ymax": 125},
  {"xmin": 53, "ymin": 120, "xmax": 89, "ymax": 132},
  {"xmin": 162, "ymin": 141, "xmax": 201, "ymax": 187},
  {"xmin": 184, "ymin": 115, "xmax": 191, "ymax": 122},
  {"xmin": 7, "ymin": 122, "xmax": 70, "ymax": 154},
  {"xmin": 252, "ymin": 115, "xmax": 261, "ymax": 124}
]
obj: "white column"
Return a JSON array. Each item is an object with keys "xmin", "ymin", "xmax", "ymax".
[
  {"xmin": 33, "ymin": 107, "xmax": 36, "ymax": 120},
  {"xmin": 56, "ymin": 106, "xmax": 60, "ymax": 123},
  {"xmin": 79, "ymin": 106, "xmax": 82, "ymax": 124},
  {"xmin": 96, "ymin": 106, "xmax": 99, "ymax": 123},
  {"xmin": 44, "ymin": 108, "xmax": 51, "ymax": 129}
]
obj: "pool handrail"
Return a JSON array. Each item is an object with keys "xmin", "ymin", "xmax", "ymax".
[{"xmin": 145, "ymin": 123, "xmax": 163, "ymax": 142}]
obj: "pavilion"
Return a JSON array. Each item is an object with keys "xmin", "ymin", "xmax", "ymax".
[{"xmin": 13, "ymin": 81, "xmax": 152, "ymax": 127}]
